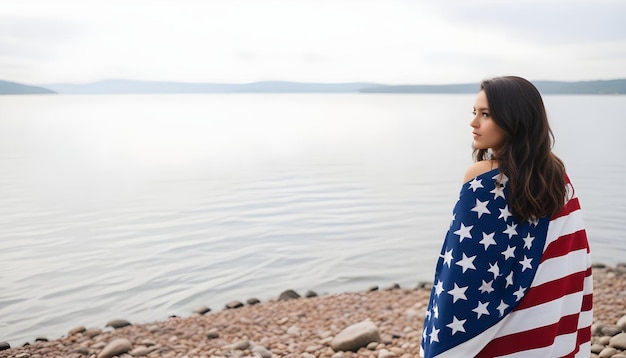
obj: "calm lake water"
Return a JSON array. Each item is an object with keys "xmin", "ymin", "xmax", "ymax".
[{"xmin": 1, "ymin": 93, "xmax": 625, "ymax": 346}]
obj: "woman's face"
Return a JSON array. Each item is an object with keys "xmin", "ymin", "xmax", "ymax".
[{"xmin": 470, "ymin": 90, "xmax": 505, "ymax": 152}]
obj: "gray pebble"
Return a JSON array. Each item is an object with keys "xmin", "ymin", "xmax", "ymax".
[
  {"xmin": 105, "ymin": 319, "xmax": 132, "ymax": 329},
  {"xmin": 278, "ymin": 289, "xmax": 300, "ymax": 301},
  {"xmin": 193, "ymin": 306, "xmax": 211, "ymax": 315},
  {"xmin": 225, "ymin": 300, "xmax": 244, "ymax": 309},
  {"xmin": 0, "ymin": 342, "xmax": 10, "ymax": 351}
]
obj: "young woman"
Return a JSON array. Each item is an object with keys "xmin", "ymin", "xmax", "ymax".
[{"xmin": 420, "ymin": 76, "xmax": 592, "ymax": 357}]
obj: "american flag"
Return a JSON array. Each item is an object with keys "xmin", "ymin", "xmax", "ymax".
[{"xmin": 420, "ymin": 168, "xmax": 592, "ymax": 357}]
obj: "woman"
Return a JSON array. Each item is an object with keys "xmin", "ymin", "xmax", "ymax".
[{"xmin": 420, "ymin": 76, "xmax": 592, "ymax": 357}]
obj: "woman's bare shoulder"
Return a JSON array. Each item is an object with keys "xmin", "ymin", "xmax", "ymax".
[{"xmin": 463, "ymin": 160, "xmax": 498, "ymax": 183}]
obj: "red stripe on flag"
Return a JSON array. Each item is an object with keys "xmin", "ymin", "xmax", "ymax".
[
  {"xmin": 541, "ymin": 230, "xmax": 589, "ymax": 262},
  {"xmin": 515, "ymin": 270, "xmax": 587, "ymax": 310},
  {"xmin": 581, "ymin": 291, "xmax": 593, "ymax": 311},
  {"xmin": 551, "ymin": 197, "xmax": 580, "ymax": 220},
  {"xmin": 476, "ymin": 313, "xmax": 581, "ymax": 357}
]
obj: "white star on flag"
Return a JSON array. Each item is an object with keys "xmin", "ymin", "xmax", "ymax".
[
  {"xmin": 453, "ymin": 223, "xmax": 473, "ymax": 242},
  {"xmin": 472, "ymin": 301, "xmax": 490, "ymax": 319},
  {"xmin": 471, "ymin": 199, "xmax": 491, "ymax": 218},
  {"xmin": 468, "ymin": 178, "xmax": 484, "ymax": 192},
  {"xmin": 505, "ymin": 271, "xmax": 514, "ymax": 287},
  {"xmin": 499, "ymin": 205, "xmax": 512, "ymax": 221},
  {"xmin": 522, "ymin": 233, "xmax": 535, "ymax": 249},
  {"xmin": 497, "ymin": 300, "xmax": 509, "ymax": 316},
  {"xmin": 447, "ymin": 283, "xmax": 468, "ymax": 303},
  {"xmin": 478, "ymin": 279, "xmax": 495, "ymax": 294},
  {"xmin": 429, "ymin": 327, "xmax": 440, "ymax": 343},
  {"xmin": 434, "ymin": 280, "xmax": 444, "ymax": 296},
  {"xmin": 455, "ymin": 253, "xmax": 477, "ymax": 273},
  {"xmin": 440, "ymin": 248, "xmax": 454, "ymax": 267},
  {"xmin": 490, "ymin": 185, "xmax": 505, "ymax": 199},
  {"xmin": 446, "ymin": 316, "xmax": 467, "ymax": 335},
  {"xmin": 487, "ymin": 262, "xmax": 500, "ymax": 279},
  {"xmin": 519, "ymin": 255, "xmax": 533, "ymax": 271},
  {"xmin": 501, "ymin": 245, "xmax": 516, "ymax": 260},
  {"xmin": 479, "ymin": 232, "xmax": 497, "ymax": 250},
  {"xmin": 503, "ymin": 223, "xmax": 518, "ymax": 239}
]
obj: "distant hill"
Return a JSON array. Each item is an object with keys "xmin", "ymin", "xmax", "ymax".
[
  {"xmin": 360, "ymin": 79, "xmax": 626, "ymax": 94},
  {"xmin": 0, "ymin": 80, "xmax": 55, "ymax": 95},
  {"xmin": 44, "ymin": 80, "xmax": 382, "ymax": 94},
  {"xmin": 3, "ymin": 78, "xmax": 625, "ymax": 95}
]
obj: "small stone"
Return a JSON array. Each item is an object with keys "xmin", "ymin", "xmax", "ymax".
[
  {"xmin": 331, "ymin": 353, "xmax": 345, "ymax": 358},
  {"xmin": 385, "ymin": 283, "xmax": 401, "ymax": 290},
  {"xmin": 105, "ymin": 319, "xmax": 131, "ymax": 329},
  {"xmin": 0, "ymin": 342, "xmax": 10, "ymax": 350},
  {"xmin": 599, "ymin": 346, "xmax": 619, "ymax": 358},
  {"xmin": 141, "ymin": 339, "xmax": 156, "ymax": 346},
  {"xmin": 34, "ymin": 337, "xmax": 48, "ymax": 342},
  {"xmin": 287, "ymin": 325, "xmax": 300, "ymax": 336},
  {"xmin": 301, "ymin": 354, "xmax": 315, "ymax": 358},
  {"xmin": 599, "ymin": 336, "xmax": 611, "ymax": 345},
  {"xmin": 223, "ymin": 339, "xmax": 250, "ymax": 350},
  {"xmin": 97, "ymin": 338, "xmax": 132, "ymax": 358},
  {"xmin": 247, "ymin": 297, "xmax": 261, "ymax": 305},
  {"xmin": 130, "ymin": 346, "xmax": 159, "ymax": 356},
  {"xmin": 206, "ymin": 328, "xmax": 219, "ymax": 339},
  {"xmin": 278, "ymin": 289, "xmax": 300, "ymax": 301},
  {"xmin": 225, "ymin": 300, "xmax": 244, "ymax": 309},
  {"xmin": 305, "ymin": 290, "xmax": 318, "ymax": 298},
  {"xmin": 71, "ymin": 346, "xmax": 90, "ymax": 355},
  {"xmin": 193, "ymin": 306, "xmax": 211, "ymax": 315},
  {"xmin": 592, "ymin": 323, "xmax": 604, "ymax": 336},
  {"xmin": 610, "ymin": 332, "xmax": 626, "ymax": 349},
  {"xmin": 15, "ymin": 353, "xmax": 30, "ymax": 358},
  {"xmin": 330, "ymin": 319, "xmax": 381, "ymax": 352},
  {"xmin": 378, "ymin": 349, "xmax": 397, "ymax": 358},
  {"xmin": 368, "ymin": 285, "xmax": 379, "ymax": 291},
  {"xmin": 84, "ymin": 328, "xmax": 102, "ymax": 338},
  {"xmin": 591, "ymin": 343, "xmax": 606, "ymax": 353},
  {"xmin": 252, "ymin": 345, "xmax": 273, "ymax": 358},
  {"xmin": 68, "ymin": 326, "xmax": 87, "ymax": 335},
  {"xmin": 617, "ymin": 314, "xmax": 626, "ymax": 331},
  {"xmin": 366, "ymin": 342, "xmax": 378, "ymax": 350},
  {"xmin": 601, "ymin": 325, "xmax": 622, "ymax": 336}
]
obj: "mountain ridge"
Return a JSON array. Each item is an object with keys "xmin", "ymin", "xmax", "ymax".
[
  {"xmin": 0, "ymin": 80, "xmax": 56, "ymax": 95},
  {"xmin": 2, "ymin": 79, "xmax": 625, "ymax": 95}
]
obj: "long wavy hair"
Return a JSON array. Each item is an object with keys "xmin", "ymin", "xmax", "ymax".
[{"xmin": 474, "ymin": 76, "xmax": 566, "ymax": 221}]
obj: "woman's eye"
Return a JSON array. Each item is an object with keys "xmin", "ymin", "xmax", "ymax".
[{"xmin": 482, "ymin": 112, "xmax": 490, "ymax": 117}]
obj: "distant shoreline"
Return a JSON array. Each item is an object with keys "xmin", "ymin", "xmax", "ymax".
[{"xmin": 2, "ymin": 79, "xmax": 626, "ymax": 95}]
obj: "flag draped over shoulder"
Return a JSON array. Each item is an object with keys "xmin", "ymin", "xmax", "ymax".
[{"xmin": 420, "ymin": 168, "xmax": 592, "ymax": 358}]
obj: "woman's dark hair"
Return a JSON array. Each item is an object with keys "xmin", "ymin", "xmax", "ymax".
[{"xmin": 474, "ymin": 76, "xmax": 566, "ymax": 220}]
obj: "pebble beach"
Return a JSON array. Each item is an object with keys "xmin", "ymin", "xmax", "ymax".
[{"xmin": 1, "ymin": 263, "xmax": 625, "ymax": 358}]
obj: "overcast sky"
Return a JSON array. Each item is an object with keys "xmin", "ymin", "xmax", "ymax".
[{"xmin": 1, "ymin": 0, "xmax": 625, "ymax": 85}]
